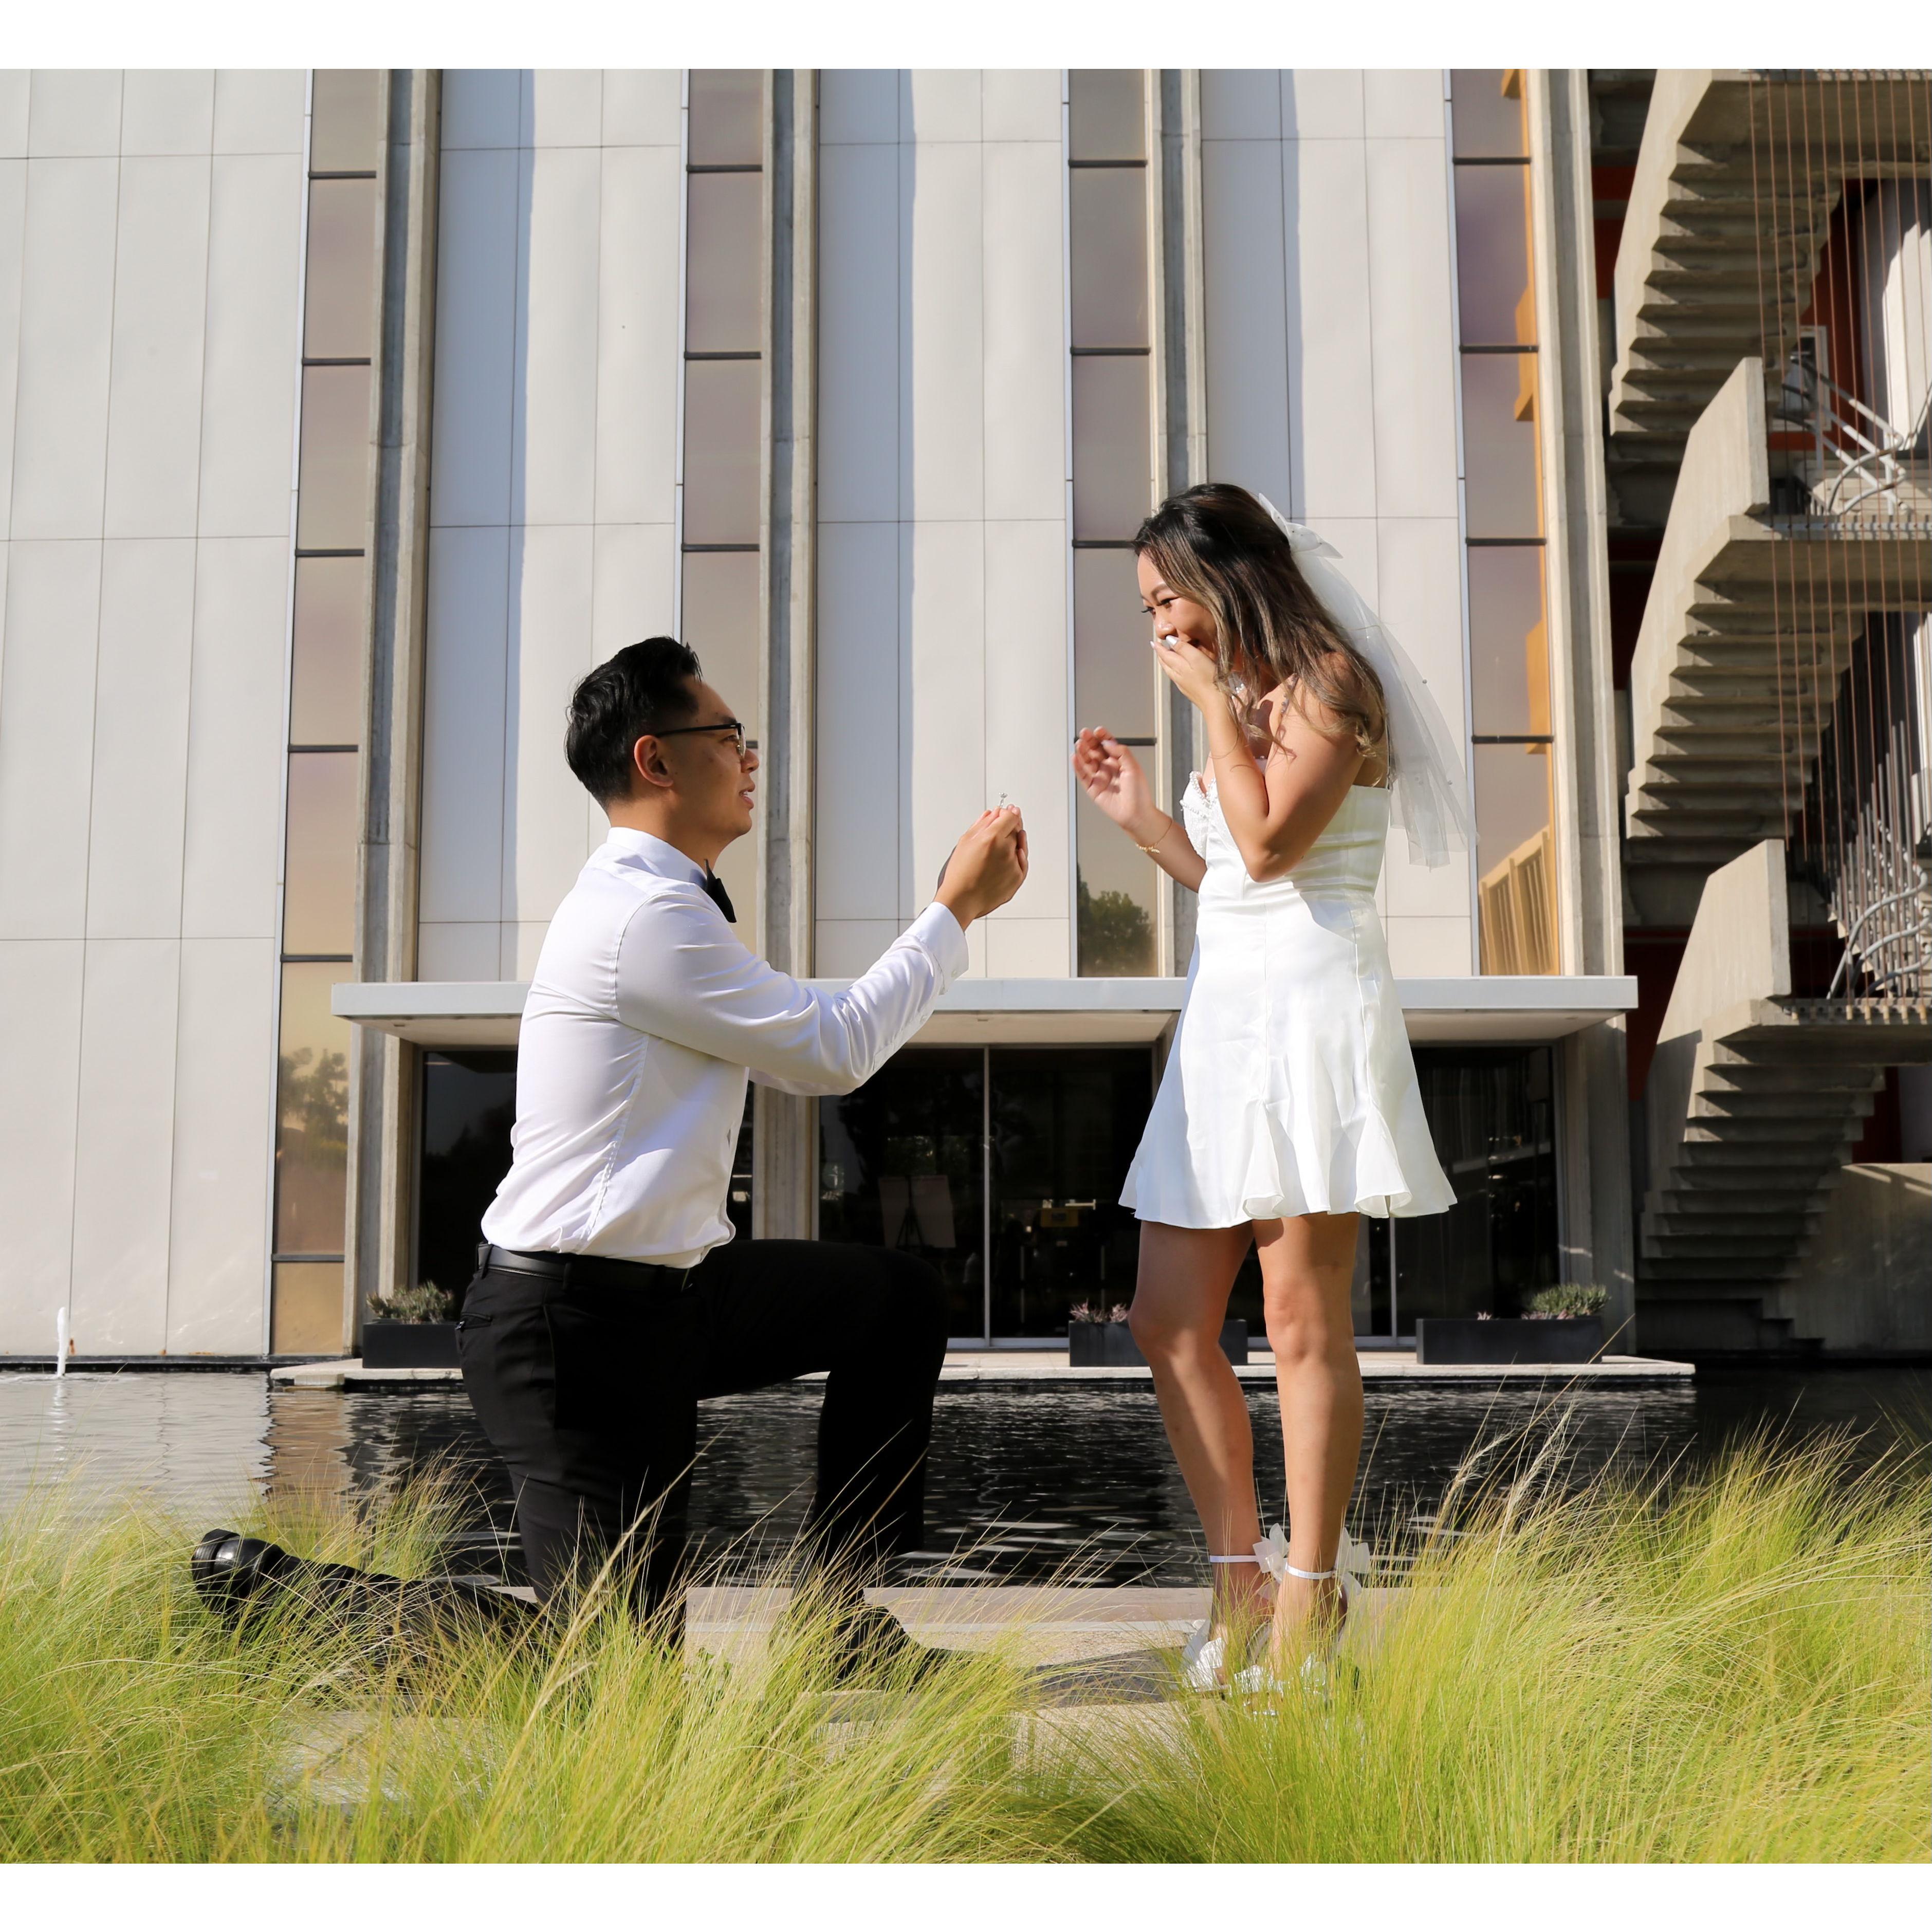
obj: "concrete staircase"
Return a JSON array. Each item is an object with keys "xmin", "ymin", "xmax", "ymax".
[
  {"xmin": 1637, "ymin": 997, "xmax": 1932, "ymax": 1354},
  {"xmin": 1623, "ymin": 360, "xmax": 1931, "ymax": 880},
  {"xmin": 1608, "ymin": 70, "xmax": 1931, "ymax": 466},
  {"xmin": 1636, "ymin": 839, "xmax": 1932, "ymax": 1355}
]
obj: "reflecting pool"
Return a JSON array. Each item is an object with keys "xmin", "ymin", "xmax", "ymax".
[{"xmin": 1, "ymin": 1366, "xmax": 1924, "ymax": 1587}]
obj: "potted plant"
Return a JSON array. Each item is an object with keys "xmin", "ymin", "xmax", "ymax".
[
  {"xmin": 1067, "ymin": 1301, "xmax": 1248, "ymax": 1368},
  {"xmin": 361, "ymin": 1280, "xmax": 461, "ymax": 1369},
  {"xmin": 1414, "ymin": 1283, "xmax": 1608, "ymax": 1366}
]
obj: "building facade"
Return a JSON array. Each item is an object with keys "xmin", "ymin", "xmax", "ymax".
[{"xmin": 0, "ymin": 68, "xmax": 1921, "ymax": 1363}]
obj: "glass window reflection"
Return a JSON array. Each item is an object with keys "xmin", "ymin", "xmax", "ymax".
[
  {"xmin": 679, "ymin": 549, "xmax": 761, "ymax": 736},
  {"xmin": 688, "ymin": 69, "xmax": 765, "ymax": 167},
  {"xmin": 1451, "ymin": 69, "xmax": 1528, "ymax": 159},
  {"xmin": 310, "ymin": 70, "xmax": 385, "ymax": 174},
  {"xmin": 1072, "ymin": 356, "xmax": 1153, "ymax": 542},
  {"xmin": 290, "ymin": 556, "xmax": 367, "ymax": 746},
  {"xmin": 295, "ymin": 364, "xmax": 372, "ymax": 552},
  {"xmin": 1069, "ymin": 70, "xmax": 1146, "ymax": 162},
  {"xmin": 274, "ymin": 962, "xmax": 353, "ymax": 1255},
  {"xmin": 1474, "ymin": 742, "xmax": 1558, "ymax": 974},
  {"xmin": 1453, "ymin": 163, "xmax": 1534, "ymax": 347},
  {"xmin": 1076, "ymin": 790, "xmax": 1157, "ymax": 978},
  {"xmin": 271, "ymin": 1260, "xmax": 345, "ymax": 1355},
  {"xmin": 1070, "ymin": 169, "xmax": 1151, "ymax": 349},
  {"xmin": 681, "ymin": 358, "xmax": 762, "ymax": 546},
  {"xmin": 1460, "ymin": 352, "xmax": 1542, "ymax": 540},
  {"xmin": 304, "ymin": 177, "xmax": 378, "ymax": 361},
  {"xmin": 283, "ymin": 750, "xmax": 360, "ymax": 956},
  {"xmin": 1466, "ymin": 546, "xmax": 1550, "ymax": 739},
  {"xmin": 685, "ymin": 171, "xmax": 763, "ymax": 354},
  {"xmin": 1074, "ymin": 548, "xmax": 1158, "ymax": 740}
]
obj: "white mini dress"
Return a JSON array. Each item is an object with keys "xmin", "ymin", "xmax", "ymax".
[{"xmin": 1120, "ymin": 774, "xmax": 1455, "ymax": 1227}]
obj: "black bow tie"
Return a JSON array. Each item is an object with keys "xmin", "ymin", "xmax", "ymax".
[{"xmin": 701, "ymin": 868, "xmax": 737, "ymax": 924}]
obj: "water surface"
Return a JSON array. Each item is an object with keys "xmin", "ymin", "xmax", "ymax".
[{"xmin": 2, "ymin": 1366, "xmax": 1923, "ymax": 1587}]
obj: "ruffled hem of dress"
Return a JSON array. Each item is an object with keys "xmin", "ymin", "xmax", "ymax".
[{"xmin": 1121, "ymin": 1097, "xmax": 1455, "ymax": 1225}]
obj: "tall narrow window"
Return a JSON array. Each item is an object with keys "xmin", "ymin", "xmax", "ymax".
[
  {"xmin": 1068, "ymin": 69, "xmax": 1160, "ymax": 978},
  {"xmin": 270, "ymin": 69, "xmax": 382, "ymax": 1354},
  {"xmin": 1451, "ymin": 69, "xmax": 1558, "ymax": 976},
  {"xmin": 681, "ymin": 70, "xmax": 766, "ymax": 947}
]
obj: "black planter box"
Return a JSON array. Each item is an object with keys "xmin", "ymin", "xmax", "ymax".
[
  {"xmin": 1069, "ymin": 1319, "xmax": 1248, "ymax": 1368},
  {"xmin": 1413, "ymin": 1316, "xmax": 1604, "ymax": 1366},
  {"xmin": 361, "ymin": 1321, "xmax": 462, "ymax": 1369}
]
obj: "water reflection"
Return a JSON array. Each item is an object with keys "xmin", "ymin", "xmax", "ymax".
[
  {"xmin": 4, "ymin": 1367, "xmax": 1923, "ymax": 1589},
  {"xmin": 0, "ymin": 1373, "xmax": 271, "ymax": 1520}
]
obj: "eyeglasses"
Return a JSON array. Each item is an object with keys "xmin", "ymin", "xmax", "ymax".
[{"xmin": 651, "ymin": 718, "xmax": 748, "ymax": 757}]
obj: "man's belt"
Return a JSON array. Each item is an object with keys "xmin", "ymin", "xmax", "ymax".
[{"xmin": 477, "ymin": 1244, "xmax": 697, "ymax": 1294}]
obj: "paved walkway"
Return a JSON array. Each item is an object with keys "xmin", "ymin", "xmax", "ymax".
[
  {"xmin": 273, "ymin": 1349, "xmax": 1693, "ymax": 1390},
  {"xmin": 686, "ymin": 1580, "xmax": 1401, "ymax": 1673}
]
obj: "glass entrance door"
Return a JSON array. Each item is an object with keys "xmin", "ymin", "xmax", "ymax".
[
  {"xmin": 989, "ymin": 1047, "xmax": 1152, "ymax": 1338},
  {"xmin": 816, "ymin": 1048, "xmax": 987, "ymax": 1340},
  {"xmin": 818, "ymin": 1044, "xmax": 1154, "ymax": 1343}
]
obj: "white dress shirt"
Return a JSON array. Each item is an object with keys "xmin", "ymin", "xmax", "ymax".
[{"xmin": 480, "ymin": 829, "xmax": 969, "ymax": 1267}]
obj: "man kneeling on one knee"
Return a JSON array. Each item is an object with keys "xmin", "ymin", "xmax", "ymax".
[{"xmin": 459, "ymin": 637, "xmax": 1027, "ymax": 1665}]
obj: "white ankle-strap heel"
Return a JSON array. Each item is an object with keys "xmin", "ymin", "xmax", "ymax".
[
  {"xmin": 1231, "ymin": 1527, "xmax": 1374, "ymax": 1701},
  {"xmin": 1181, "ymin": 1553, "xmax": 1269, "ymax": 1689}
]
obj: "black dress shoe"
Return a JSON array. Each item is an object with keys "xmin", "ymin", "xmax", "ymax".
[
  {"xmin": 190, "ymin": 1528, "xmax": 528, "ymax": 1630},
  {"xmin": 822, "ymin": 1603, "xmax": 968, "ymax": 1686},
  {"xmin": 190, "ymin": 1529, "xmax": 355, "ymax": 1615}
]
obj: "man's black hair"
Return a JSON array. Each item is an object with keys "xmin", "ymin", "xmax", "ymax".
[{"xmin": 564, "ymin": 637, "xmax": 704, "ymax": 805}]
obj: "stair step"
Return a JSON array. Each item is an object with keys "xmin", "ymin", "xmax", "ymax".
[
  {"xmin": 1627, "ymin": 761, "xmax": 1783, "ymax": 786},
  {"xmin": 1648, "ymin": 1219, "xmax": 1820, "ymax": 1244},
  {"xmin": 1716, "ymin": 1037, "xmax": 1930, "ymax": 1066},
  {"xmin": 1701, "ymin": 1043, "xmax": 1887, "ymax": 1070},
  {"xmin": 1646, "ymin": 1230, "xmax": 1817, "ymax": 1254},
  {"xmin": 1700, "ymin": 1082, "xmax": 1878, "ymax": 1113},
  {"xmin": 1643, "ymin": 1208, "xmax": 1813, "ymax": 1231},
  {"xmin": 1637, "ymin": 1257, "xmax": 1791, "ymax": 1283},
  {"xmin": 1646, "ymin": 1200, "xmax": 1820, "ymax": 1227}
]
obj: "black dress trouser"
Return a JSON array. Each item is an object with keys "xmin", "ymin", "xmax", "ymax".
[{"xmin": 456, "ymin": 1240, "xmax": 950, "ymax": 1615}]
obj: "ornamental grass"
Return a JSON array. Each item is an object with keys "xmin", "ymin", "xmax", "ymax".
[{"xmin": 0, "ymin": 1429, "xmax": 1923, "ymax": 1863}]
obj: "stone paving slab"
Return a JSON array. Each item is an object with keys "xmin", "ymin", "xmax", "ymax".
[
  {"xmin": 275, "ymin": 1583, "xmax": 1395, "ymax": 1807},
  {"xmin": 686, "ymin": 1581, "xmax": 1401, "ymax": 1672}
]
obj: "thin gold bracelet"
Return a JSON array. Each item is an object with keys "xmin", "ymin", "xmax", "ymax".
[{"xmin": 1134, "ymin": 816, "xmax": 1173, "ymax": 855}]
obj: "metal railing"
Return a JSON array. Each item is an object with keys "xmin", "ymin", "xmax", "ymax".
[{"xmin": 1776, "ymin": 356, "xmax": 1932, "ymax": 523}]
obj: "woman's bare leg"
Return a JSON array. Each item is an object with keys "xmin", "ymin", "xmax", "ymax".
[
  {"xmin": 1255, "ymin": 1211, "xmax": 1364, "ymax": 1657},
  {"xmin": 1129, "ymin": 1221, "xmax": 1267, "ymax": 1635}
]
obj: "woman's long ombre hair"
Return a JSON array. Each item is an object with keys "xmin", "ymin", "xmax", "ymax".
[{"xmin": 1134, "ymin": 484, "xmax": 1388, "ymax": 753}]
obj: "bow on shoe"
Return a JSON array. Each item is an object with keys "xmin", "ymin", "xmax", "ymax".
[{"xmin": 1252, "ymin": 1524, "xmax": 1373, "ymax": 1582}]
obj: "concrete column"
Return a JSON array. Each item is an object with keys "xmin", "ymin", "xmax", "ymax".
[
  {"xmin": 345, "ymin": 69, "xmax": 442, "ymax": 1335},
  {"xmin": 754, "ymin": 69, "xmax": 821, "ymax": 1240},
  {"xmin": 1156, "ymin": 69, "xmax": 1208, "ymax": 975},
  {"xmin": 1532, "ymin": 70, "xmax": 1634, "ymax": 1331}
]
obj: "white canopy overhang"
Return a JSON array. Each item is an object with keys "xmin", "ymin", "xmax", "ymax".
[{"xmin": 333, "ymin": 975, "xmax": 1639, "ymax": 1051}]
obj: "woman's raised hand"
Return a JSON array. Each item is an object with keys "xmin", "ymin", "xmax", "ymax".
[
  {"xmin": 1072, "ymin": 727, "xmax": 1153, "ymax": 832},
  {"xmin": 1151, "ymin": 632, "xmax": 1223, "ymax": 710}
]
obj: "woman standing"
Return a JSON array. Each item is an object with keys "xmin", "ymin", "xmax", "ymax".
[{"xmin": 1072, "ymin": 484, "xmax": 1467, "ymax": 1684}]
